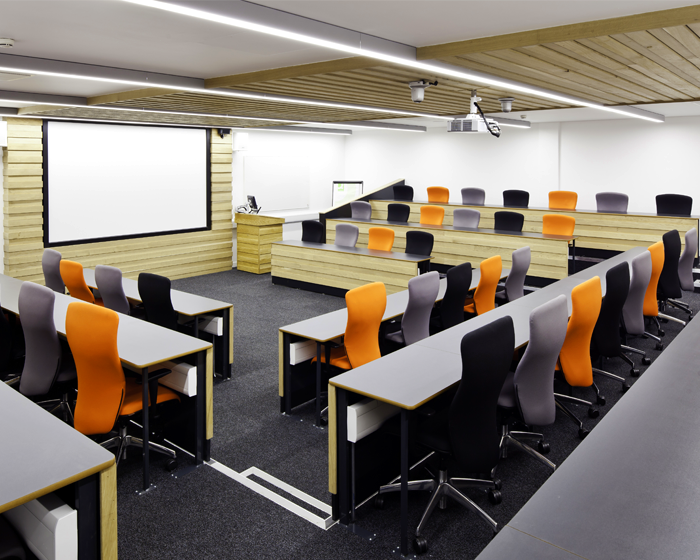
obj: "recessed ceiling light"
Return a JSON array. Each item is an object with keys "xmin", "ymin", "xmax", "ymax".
[{"xmin": 0, "ymin": 39, "xmax": 14, "ymax": 49}]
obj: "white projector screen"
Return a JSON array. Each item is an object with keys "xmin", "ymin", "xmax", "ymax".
[{"xmin": 46, "ymin": 121, "xmax": 209, "ymax": 245}]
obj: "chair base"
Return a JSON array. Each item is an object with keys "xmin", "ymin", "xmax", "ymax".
[
  {"xmin": 554, "ymin": 392, "xmax": 599, "ymax": 439},
  {"xmin": 39, "ymin": 392, "xmax": 74, "ymax": 425},
  {"xmin": 102, "ymin": 425, "xmax": 176, "ymax": 466},
  {"xmin": 499, "ymin": 424, "xmax": 555, "ymax": 471}
]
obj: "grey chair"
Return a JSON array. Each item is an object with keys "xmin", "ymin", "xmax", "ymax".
[
  {"xmin": 42, "ymin": 248, "xmax": 65, "ymax": 294},
  {"xmin": 453, "ymin": 208, "xmax": 480, "ymax": 228},
  {"xmin": 679, "ymin": 227, "xmax": 697, "ymax": 291},
  {"xmin": 496, "ymin": 246, "xmax": 531, "ymax": 303},
  {"xmin": 95, "ymin": 265, "xmax": 130, "ymax": 315},
  {"xmin": 385, "ymin": 271, "xmax": 439, "ymax": 348},
  {"xmin": 335, "ymin": 223, "xmax": 359, "ymax": 248},
  {"xmin": 596, "ymin": 192, "xmax": 629, "ymax": 213},
  {"xmin": 350, "ymin": 201, "xmax": 372, "ymax": 220},
  {"xmin": 622, "ymin": 251, "xmax": 661, "ymax": 353},
  {"xmin": 461, "ymin": 188, "xmax": 485, "ymax": 206},
  {"xmin": 498, "ymin": 295, "xmax": 568, "ymax": 471},
  {"xmin": 18, "ymin": 282, "xmax": 76, "ymax": 424}
]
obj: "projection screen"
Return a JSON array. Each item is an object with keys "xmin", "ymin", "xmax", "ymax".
[{"xmin": 45, "ymin": 121, "xmax": 210, "ymax": 246}]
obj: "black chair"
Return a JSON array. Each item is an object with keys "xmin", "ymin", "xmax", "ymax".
[
  {"xmin": 430, "ymin": 262, "xmax": 471, "ymax": 333},
  {"xmin": 0, "ymin": 516, "xmax": 26, "ymax": 560},
  {"xmin": 503, "ymin": 189, "xmax": 529, "ymax": 208},
  {"xmin": 656, "ymin": 194, "xmax": 692, "ymax": 216},
  {"xmin": 393, "ymin": 185, "xmax": 414, "ymax": 201},
  {"xmin": 658, "ymin": 229, "xmax": 692, "ymax": 321},
  {"xmin": 493, "ymin": 211, "xmax": 524, "ymax": 232},
  {"xmin": 591, "ymin": 262, "xmax": 643, "ymax": 377},
  {"xmin": 405, "ymin": 231, "xmax": 434, "ymax": 256},
  {"xmin": 138, "ymin": 272, "xmax": 179, "ymax": 331},
  {"xmin": 377, "ymin": 316, "xmax": 514, "ymax": 554},
  {"xmin": 387, "ymin": 203, "xmax": 411, "ymax": 222},
  {"xmin": 301, "ymin": 220, "xmax": 325, "ymax": 243}
]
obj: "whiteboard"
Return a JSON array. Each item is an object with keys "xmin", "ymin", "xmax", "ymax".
[
  {"xmin": 47, "ymin": 122, "xmax": 208, "ymax": 244},
  {"xmin": 332, "ymin": 182, "xmax": 363, "ymax": 206},
  {"xmin": 244, "ymin": 155, "xmax": 310, "ymax": 211}
]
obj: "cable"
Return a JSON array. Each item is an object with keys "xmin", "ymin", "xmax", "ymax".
[{"xmin": 474, "ymin": 102, "xmax": 501, "ymax": 138}]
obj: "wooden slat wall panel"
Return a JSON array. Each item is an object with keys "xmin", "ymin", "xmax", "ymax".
[{"xmin": 3, "ymin": 118, "xmax": 233, "ymax": 282}]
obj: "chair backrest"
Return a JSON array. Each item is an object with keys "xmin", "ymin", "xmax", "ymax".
[
  {"xmin": 138, "ymin": 272, "xmax": 178, "ymax": 330},
  {"xmin": 542, "ymin": 214, "xmax": 576, "ymax": 237},
  {"xmin": 42, "ymin": 249, "xmax": 65, "ymax": 294},
  {"xmin": 473, "ymin": 255, "xmax": 502, "ymax": 315},
  {"xmin": 301, "ymin": 220, "xmax": 325, "ymax": 243},
  {"xmin": 656, "ymin": 194, "xmax": 692, "ymax": 216},
  {"xmin": 591, "ymin": 262, "xmax": 629, "ymax": 358},
  {"xmin": 494, "ymin": 211, "xmax": 524, "ymax": 232},
  {"xmin": 659, "ymin": 230, "xmax": 682, "ymax": 300},
  {"xmin": 344, "ymin": 282, "xmax": 387, "ymax": 368},
  {"xmin": 18, "ymin": 283, "xmax": 62, "ymax": 397},
  {"xmin": 513, "ymin": 295, "xmax": 568, "ymax": 426},
  {"xmin": 95, "ymin": 265, "xmax": 130, "ymax": 315},
  {"xmin": 453, "ymin": 208, "xmax": 480, "ymax": 228},
  {"xmin": 350, "ymin": 201, "xmax": 372, "ymax": 220},
  {"xmin": 441, "ymin": 262, "xmax": 472, "ymax": 330},
  {"xmin": 405, "ymin": 231, "xmax": 434, "ymax": 256},
  {"xmin": 393, "ymin": 185, "xmax": 414, "ymax": 201},
  {"xmin": 449, "ymin": 316, "xmax": 514, "ymax": 472},
  {"xmin": 679, "ymin": 228, "xmax": 698, "ymax": 291},
  {"xmin": 622, "ymin": 251, "xmax": 652, "ymax": 336},
  {"xmin": 0, "ymin": 292, "xmax": 12, "ymax": 375},
  {"xmin": 596, "ymin": 192, "xmax": 629, "ymax": 213},
  {"xmin": 505, "ymin": 246, "xmax": 531, "ymax": 301},
  {"xmin": 559, "ymin": 276, "xmax": 601, "ymax": 387},
  {"xmin": 335, "ymin": 223, "xmax": 359, "ymax": 248},
  {"xmin": 420, "ymin": 205, "xmax": 445, "ymax": 226},
  {"xmin": 367, "ymin": 227, "xmax": 395, "ymax": 252},
  {"xmin": 427, "ymin": 186, "xmax": 449, "ymax": 203},
  {"xmin": 503, "ymin": 190, "xmax": 529, "ymax": 208},
  {"xmin": 549, "ymin": 190, "xmax": 578, "ymax": 210},
  {"xmin": 461, "ymin": 188, "xmax": 485, "ymax": 206},
  {"xmin": 66, "ymin": 302, "xmax": 124, "ymax": 436},
  {"xmin": 60, "ymin": 260, "xmax": 95, "ymax": 304},
  {"xmin": 401, "ymin": 271, "xmax": 440, "ymax": 345},
  {"xmin": 643, "ymin": 241, "xmax": 664, "ymax": 317},
  {"xmin": 386, "ymin": 203, "xmax": 411, "ymax": 222}
]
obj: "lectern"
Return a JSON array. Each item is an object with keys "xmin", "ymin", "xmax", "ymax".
[{"xmin": 235, "ymin": 213, "xmax": 285, "ymax": 274}]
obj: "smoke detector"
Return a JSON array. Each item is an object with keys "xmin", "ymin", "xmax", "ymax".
[{"xmin": 0, "ymin": 39, "xmax": 15, "ymax": 49}]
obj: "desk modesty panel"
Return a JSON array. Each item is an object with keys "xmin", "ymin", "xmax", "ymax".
[
  {"xmin": 368, "ymin": 199, "xmax": 699, "ymax": 255},
  {"xmin": 271, "ymin": 240, "xmax": 431, "ymax": 295},
  {"xmin": 326, "ymin": 217, "xmax": 572, "ymax": 280}
]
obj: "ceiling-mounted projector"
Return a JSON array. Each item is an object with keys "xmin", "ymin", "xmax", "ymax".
[{"xmin": 448, "ymin": 90, "xmax": 500, "ymax": 137}]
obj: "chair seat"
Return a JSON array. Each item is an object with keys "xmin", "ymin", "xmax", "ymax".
[
  {"xmin": 95, "ymin": 298, "xmax": 105, "ymax": 307},
  {"xmin": 497, "ymin": 370, "xmax": 516, "ymax": 409},
  {"xmin": 415, "ymin": 410, "xmax": 452, "ymax": 455},
  {"xmin": 384, "ymin": 330, "xmax": 405, "ymax": 345},
  {"xmin": 464, "ymin": 303, "xmax": 476, "ymax": 313},
  {"xmin": 57, "ymin": 366, "xmax": 77, "ymax": 383},
  {"xmin": 311, "ymin": 346, "xmax": 352, "ymax": 370},
  {"xmin": 121, "ymin": 377, "xmax": 180, "ymax": 416}
]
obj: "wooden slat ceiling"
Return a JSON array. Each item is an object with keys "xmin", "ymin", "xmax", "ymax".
[{"xmin": 24, "ymin": 10, "xmax": 700, "ymax": 126}]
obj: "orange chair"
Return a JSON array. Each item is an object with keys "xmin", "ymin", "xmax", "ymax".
[
  {"xmin": 60, "ymin": 260, "xmax": 103, "ymax": 305},
  {"xmin": 67, "ymin": 302, "xmax": 179, "ymax": 466},
  {"xmin": 427, "ymin": 186, "xmax": 450, "ymax": 203},
  {"xmin": 464, "ymin": 255, "xmax": 502, "ymax": 316},
  {"xmin": 542, "ymin": 214, "xmax": 576, "ymax": 236},
  {"xmin": 368, "ymin": 227, "xmax": 395, "ymax": 251},
  {"xmin": 549, "ymin": 190, "xmax": 578, "ymax": 210},
  {"xmin": 644, "ymin": 241, "xmax": 665, "ymax": 338},
  {"xmin": 420, "ymin": 205, "xmax": 445, "ymax": 226}
]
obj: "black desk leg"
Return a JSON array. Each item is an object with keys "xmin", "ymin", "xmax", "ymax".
[
  {"xmin": 282, "ymin": 332, "xmax": 292, "ymax": 414},
  {"xmin": 222, "ymin": 308, "xmax": 231, "ymax": 379},
  {"xmin": 196, "ymin": 349, "xmax": 206, "ymax": 464},
  {"xmin": 315, "ymin": 342, "xmax": 322, "ymax": 426},
  {"xmin": 337, "ymin": 388, "xmax": 350, "ymax": 524},
  {"xmin": 75, "ymin": 474, "xmax": 99, "ymax": 560},
  {"xmin": 400, "ymin": 409, "xmax": 409, "ymax": 556},
  {"xmin": 571, "ymin": 240, "xmax": 577, "ymax": 274},
  {"xmin": 141, "ymin": 367, "xmax": 151, "ymax": 492}
]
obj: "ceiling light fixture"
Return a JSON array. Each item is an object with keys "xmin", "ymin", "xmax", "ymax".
[{"xmin": 120, "ymin": 0, "xmax": 664, "ymax": 123}]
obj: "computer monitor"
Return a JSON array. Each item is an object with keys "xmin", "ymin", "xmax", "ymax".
[{"xmin": 247, "ymin": 195, "xmax": 258, "ymax": 210}]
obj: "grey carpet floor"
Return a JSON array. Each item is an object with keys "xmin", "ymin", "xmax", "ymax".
[{"xmin": 114, "ymin": 268, "xmax": 698, "ymax": 559}]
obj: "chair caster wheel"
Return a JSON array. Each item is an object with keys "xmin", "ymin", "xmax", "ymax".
[
  {"xmin": 630, "ymin": 368, "xmax": 640, "ymax": 377},
  {"xmin": 374, "ymin": 495, "xmax": 385, "ymax": 510},
  {"xmin": 165, "ymin": 460, "xmax": 178, "ymax": 472},
  {"xmin": 655, "ymin": 343, "xmax": 664, "ymax": 351},
  {"xmin": 659, "ymin": 330, "xmax": 665, "ymax": 337},
  {"xmin": 538, "ymin": 441, "xmax": 550, "ymax": 454},
  {"xmin": 596, "ymin": 395, "xmax": 606, "ymax": 406},
  {"xmin": 318, "ymin": 418, "xmax": 328, "ymax": 427},
  {"xmin": 578, "ymin": 428, "xmax": 589, "ymax": 439},
  {"xmin": 622, "ymin": 383, "xmax": 630, "ymax": 393},
  {"xmin": 493, "ymin": 478, "xmax": 502, "ymax": 491},
  {"xmin": 642, "ymin": 357, "xmax": 651, "ymax": 365},
  {"xmin": 488, "ymin": 489, "xmax": 502, "ymax": 505},
  {"xmin": 588, "ymin": 407, "xmax": 600, "ymax": 419},
  {"xmin": 413, "ymin": 536, "xmax": 428, "ymax": 554}
]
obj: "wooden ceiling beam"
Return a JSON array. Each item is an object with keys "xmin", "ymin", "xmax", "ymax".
[
  {"xmin": 88, "ymin": 88, "xmax": 175, "ymax": 106},
  {"xmin": 417, "ymin": 5, "xmax": 700, "ymax": 59}
]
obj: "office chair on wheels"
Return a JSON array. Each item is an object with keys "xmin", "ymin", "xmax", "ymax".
[
  {"xmin": 42, "ymin": 248, "xmax": 65, "ymax": 293},
  {"xmin": 678, "ymin": 228, "xmax": 698, "ymax": 293},
  {"xmin": 495, "ymin": 246, "xmax": 530, "ymax": 304},
  {"xmin": 658, "ymin": 230, "xmax": 692, "ymax": 321},
  {"xmin": 386, "ymin": 203, "xmax": 411, "ymax": 222},
  {"xmin": 429, "ymin": 262, "xmax": 471, "ymax": 334},
  {"xmin": 621, "ymin": 251, "xmax": 659, "ymax": 356},
  {"xmin": 95, "ymin": 264, "xmax": 131, "ymax": 315},
  {"xmin": 464, "ymin": 255, "xmax": 502, "ymax": 317},
  {"xmin": 461, "ymin": 188, "xmax": 485, "ymax": 206},
  {"xmin": 384, "ymin": 272, "xmax": 439, "ymax": 350},
  {"xmin": 60, "ymin": 260, "xmax": 103, "ymax": 305}
]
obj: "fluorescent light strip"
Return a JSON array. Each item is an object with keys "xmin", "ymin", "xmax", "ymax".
[{"xmin": 121, "ymin": 0, "xmax": 665, "ymax": 123}]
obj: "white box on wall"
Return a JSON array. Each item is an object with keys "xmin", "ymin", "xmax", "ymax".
[{"xmin": 0, "ymin": 121, "xmax": 7, "ymax": 147}]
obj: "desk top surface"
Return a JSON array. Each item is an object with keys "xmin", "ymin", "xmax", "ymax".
[
  {"xmin": 329, "ymin": 217, "xmax": 576, "ymax": 242},
  {"xmin": 0, "ymin": 382, "xmax": 115, "ymax": 514},
  {"xmin": 272, "ymin": 240, "xmax": 433, "ymax": 262},
  {"xmin": 83, "ymin": 269, "xmax": 232, "ymax": 316},
  {"xmin": 330, "ymin": 247, "xmax": 646, "ymax": 409},
  {"xmin": 486, "ymin": 291, "xmax": 700, "ymax": 560},
  {"xmin": 0, "ymin": 275, "xmax": 211, "ymax": 369}
]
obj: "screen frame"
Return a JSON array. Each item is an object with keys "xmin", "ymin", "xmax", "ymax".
[
  {"xmin": 42, "ymin": 120, "xmax": 212, "ymax": 248},
  {"xmin": 332, "ymin": 180, "xmax": 363, "ymax": 207}
]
